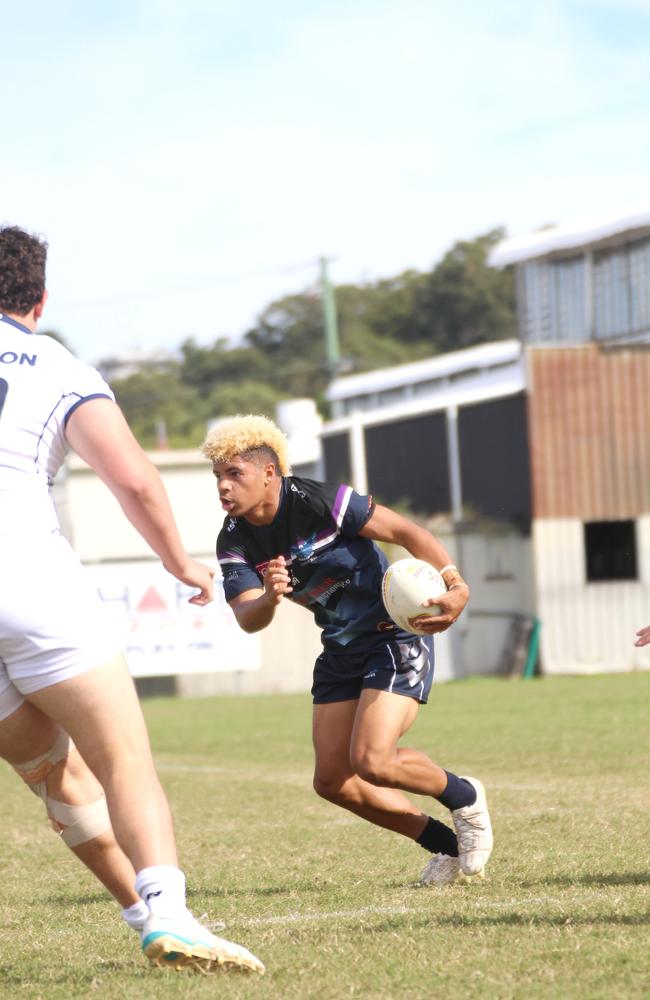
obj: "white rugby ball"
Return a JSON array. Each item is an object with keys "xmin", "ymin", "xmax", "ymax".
[{"xmin": 381, "ymin": 558, "xmax": 446, "ymax": 634}]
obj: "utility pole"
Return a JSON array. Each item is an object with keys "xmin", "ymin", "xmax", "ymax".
[{"xmin": 319, "ymin": 256, "xmax": 340, "ymax": 379}]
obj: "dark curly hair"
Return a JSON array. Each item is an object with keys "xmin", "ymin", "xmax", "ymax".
[{"xmin": 0, "ymin": 225, "xmax": 48, "ymax": 316}]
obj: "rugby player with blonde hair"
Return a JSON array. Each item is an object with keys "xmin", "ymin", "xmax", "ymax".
[{"xmin": 203, "ymin": 414, "xmax": 493, "ymax": 887}]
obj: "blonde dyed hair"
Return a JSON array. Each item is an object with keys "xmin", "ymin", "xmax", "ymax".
[{"xmin": 201, "ymin": 414, "xmax": 291, "ymax": 475}]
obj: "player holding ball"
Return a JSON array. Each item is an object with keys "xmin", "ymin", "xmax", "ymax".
[{"xmin": 203, "ymin": 414, "xmax": 493, "ymax": 887}]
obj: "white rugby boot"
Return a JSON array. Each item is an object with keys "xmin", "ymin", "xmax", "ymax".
[
  {"xmin": 141, "ymin": 911, "xmax": 265, "ymax": 974},
  {"xmin": 451, "ymin": 777, "xmax": 493, "ymax": 876},
  {"xmin": 419, "ymin": 853, "xmax": 486, "ymax": 886}
]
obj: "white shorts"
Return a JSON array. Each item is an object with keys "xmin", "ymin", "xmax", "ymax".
[{"xmin": 0, "ymin": 532, "xmax": 120, "ymax": 720}]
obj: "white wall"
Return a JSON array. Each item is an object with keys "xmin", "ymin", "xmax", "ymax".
[
  {"xmin": 63, "ymin": 450, "xmax": 218, "ymax": 562},
  {"xmin": 455, "ymin": 531, "xmax": 536, "ymax": 676},
  {"xmin": 533, "ymin": 518, "xmax": 650, "ymax": 674}
]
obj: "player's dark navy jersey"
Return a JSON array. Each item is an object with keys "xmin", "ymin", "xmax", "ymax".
[{"xmin": 217, "ymin": 476, "xmax": 413, "ymax": 650}]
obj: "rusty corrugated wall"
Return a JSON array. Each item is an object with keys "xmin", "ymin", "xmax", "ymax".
[{"xmin": 527, "ymin": 345, "xmax": 650, "ymax": 520}]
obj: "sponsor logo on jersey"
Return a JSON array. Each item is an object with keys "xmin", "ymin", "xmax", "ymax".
[
  {"xmin": 291, "ymin": 532, "xmax": 316, "ymax": 561},
  {"xmin": 0, "ymin": 351, "xmax": 37, "ymax": 366},
  {"xmin": 308, "ymin": 576, "xmax": 351, "ymax": 605}
]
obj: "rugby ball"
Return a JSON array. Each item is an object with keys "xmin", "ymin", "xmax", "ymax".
[{"xmin": 381, "ymin": 559, "xmax": 446, "ymax": 634}]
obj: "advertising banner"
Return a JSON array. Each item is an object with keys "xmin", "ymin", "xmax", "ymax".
[{"xmin": 85, "ymin": 561, "xmax": 261, "ymax": 678}]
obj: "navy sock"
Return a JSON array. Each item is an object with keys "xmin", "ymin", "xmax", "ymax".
[
  {"xmin": 416, "ymin": 816, "xmax": 459, "ymax": 856},
  {"xmin": 436, "ymin": 771, "xmax": 477, "ymax": 811}
]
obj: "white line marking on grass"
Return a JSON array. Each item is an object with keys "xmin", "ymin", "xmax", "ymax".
[
  {"xmin": 156, "ymin": 765, "xmax": 551, "ymax": 793},
  {"xmin": 236, "ymin": 906, "xmax": 414, "ymax": 927},
  {"xmin": 157, "ymin": 762, "xmax": 308, "ymax": 779},
  {"xmin": 488, "ymin": 783, "xmax": 556, "ymax": 792},
  {"xmin": 157, "ymin": 763, "xmax": 230, "ymax": 774},
  {"xmin": 225, "ymin": 897, "xmax": 565, "ymax": 929},
  {"xmin": 156, "ymin": 762, "xmax": 310, "ymax": 786},
  {"xmin": 156, "ymin": 764, "xmax": 554, "ymax": 797}
]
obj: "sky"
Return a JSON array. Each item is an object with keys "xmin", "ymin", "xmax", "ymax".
[{"xmin": 2, "ymin": 0, "xmax": 650, "ymax": 364}]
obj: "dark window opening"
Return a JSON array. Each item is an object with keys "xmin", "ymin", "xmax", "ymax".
[
  {"xmin": 364, "ymin": 412, "xmax": 450, "ymax": 516},
  {"xmin": 322, "ymin": 433, "xmax": 351, "ymax": 484},
  {"xmin": 584, "ymin": 520, "xmax": 637, "ymax": 582},
  {"xmin": 458, "ymin": 393, "xmax": 531, "ymax": 534}
]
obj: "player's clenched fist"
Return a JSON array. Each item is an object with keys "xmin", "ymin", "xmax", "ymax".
[{"xmin": 263, "ymin": 556, "xmax": 293, "ymax": 605}]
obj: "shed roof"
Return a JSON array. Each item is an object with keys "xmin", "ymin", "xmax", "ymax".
[
  {"xmin": 489, "ymin": 208, "xmax": 650, "ymax": 267},
  {"xmin": 326, "ymin": 339, "xmax": 521, "ymax": 402}
]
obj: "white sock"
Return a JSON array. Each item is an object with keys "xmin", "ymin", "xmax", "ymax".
[
  {"xmin": 134, "ymin": 865, "xmax": 186, "ymax": 917},
  {"xmin": 121, "ymin": 899, "xmax": 149, "ymax": 931}
]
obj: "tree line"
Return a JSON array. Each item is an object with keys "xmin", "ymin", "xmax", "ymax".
[{"xmin": 51, "ymin": 228, "xmax": 516, "ymax": 449}]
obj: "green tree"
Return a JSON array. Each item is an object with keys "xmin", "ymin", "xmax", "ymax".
[
  {"xmin": 179, "ymin": 337, "xmax": 268, "ymax": 398},
  {"xmin": 203, "ymin": 379, "xmax": 286, "ymax": 421},
  {"xmin": 244, "ymin": 293, "xmax": 331, "ymax": 398},
  {"xmin": 411, "ymin": 228, "xmax": 516, "ymax": 352},
  {"xmin": 336, "ymin": 274, "xmax": 432, "ymax": 369},
  {"xmin": 111, "ymin": 369, "xmax": 207, "ymax": 449}
]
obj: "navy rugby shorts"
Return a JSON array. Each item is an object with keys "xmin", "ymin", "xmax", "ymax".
[{"xmin": 311, "ymin": 636, "xmax": 434, "ymax": 705}]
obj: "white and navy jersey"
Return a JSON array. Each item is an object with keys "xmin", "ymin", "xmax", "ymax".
[
  {"xmin": 217, "ymin": 476, "xmax": 412, "ymax": 649},
  {"xmin": 0, "ymin": 314, "xmax": 114, "ymax": 536}
]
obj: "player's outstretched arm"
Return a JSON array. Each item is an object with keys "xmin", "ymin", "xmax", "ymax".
[
  {"xmin": 65, "ymin": 397, "xmax": 214, "ymax": 605},
  {"xmin": 228, "ymin": 557, "xmax": 292, "ymax": 633},
  {"xmin": 359, "ymin": 503, "xmax": 469, "ymax": 630},
  {"xmin": 634, "ymin": 626, "xmax": 650, "ymax": 647}
]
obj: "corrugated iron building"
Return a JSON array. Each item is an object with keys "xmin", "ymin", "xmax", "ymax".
[
  {"xmin": 527, "ymin": 345, "xmax": 650, "ymax": 521},
  {"xmin": 491, "ymin": 212, "xmax": 650, "ymax": 674}
]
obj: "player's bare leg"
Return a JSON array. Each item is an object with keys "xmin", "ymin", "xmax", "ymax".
[
  {"xmin": 26, "ymin": 655, "xmax": 177, "ymax": 868},
  {"xmin": 313, "ymin": 692, "xmax": 491, "ymax": 882},
  {"xmin": 0, "ymin": 699, "xmax": 143, "ymax": 917},
  {"xmin": 350, "ymin": 689, "xmax": 492, "ymax": 875},
  {"xmin": 25, "ymin": 655, "xmax": 264, "ymax": 973},
  {"xmin": 313, "ymin": 698, "xmax": 432, "ymax": 839},
  {"xmin": 349, "ymin": 689, "xmax": 448, "ymax": 795}
]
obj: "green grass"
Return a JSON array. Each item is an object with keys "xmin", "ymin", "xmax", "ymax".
[{"xmin": 1, "ymin": 674, "xmax": 649, "ymax": 999}]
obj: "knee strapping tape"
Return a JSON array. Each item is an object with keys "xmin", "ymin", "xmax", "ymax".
[
  {"xmin": 13, "ymin": 728, "xmax": 73, "ymax": 788},
  {"xmin": 46, "ymin": 795, "xmax": 111, "ymax": 847},
  {"xmin": 13, "ymin": 729, "xmax": 111, "ymax": 846}
]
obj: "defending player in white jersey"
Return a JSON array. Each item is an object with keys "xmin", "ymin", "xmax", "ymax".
[{"xmin": 0, "ymin": 225, "xmax": 263, "ymax": 974}]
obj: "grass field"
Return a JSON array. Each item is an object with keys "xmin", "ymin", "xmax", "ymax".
[{"xmin": 0, "ymin": 673, "xmax": 648, "ymax": 1000}]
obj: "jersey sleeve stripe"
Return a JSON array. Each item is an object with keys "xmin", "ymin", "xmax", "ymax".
[
  {"xmin": 63, "ymin": 393, "xmax": 114, "ymax": 426},
  {"xmin": 331, "ymin": 484, "xmax": 353, "ymax": 528},
  {"xmin": 311, "ymin": 530, "xmax": 338, "ymax": 551},
  {"xmin": 36, "ymin": 393, "xmax": 83, "ymax": 467}
]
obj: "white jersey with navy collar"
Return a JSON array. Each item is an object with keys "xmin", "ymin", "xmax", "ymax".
[{"xmin": 0, "ymin": 314, "xmax": 114, "ymax": 536}]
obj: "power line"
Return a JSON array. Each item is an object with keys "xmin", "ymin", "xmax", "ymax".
[{"xmin": 57, "ymin": 257, "xmax": 321, "ymax": 310}]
